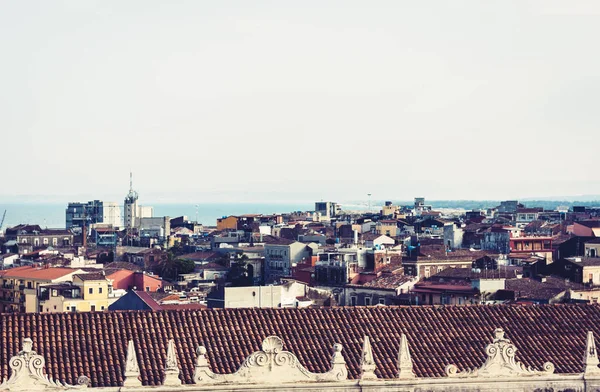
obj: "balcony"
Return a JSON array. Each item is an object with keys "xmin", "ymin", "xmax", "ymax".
[{"xmin": 0, "ymin": 296, "xmax": 18, "ymax": 304}]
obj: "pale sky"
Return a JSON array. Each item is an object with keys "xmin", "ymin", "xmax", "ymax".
[{"xmin": 1, "ymin": 0, "xmax": 599, "ymax": 204}]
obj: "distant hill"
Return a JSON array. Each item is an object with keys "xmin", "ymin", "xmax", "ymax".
[{"xmin": 358, "ymin": 199, "xmax": 600, "ymax": 211}]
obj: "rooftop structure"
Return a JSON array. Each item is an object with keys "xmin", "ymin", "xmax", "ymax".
[{"xmin": 1, "ymin": 306, "xmax": 600, "ymax": 390}]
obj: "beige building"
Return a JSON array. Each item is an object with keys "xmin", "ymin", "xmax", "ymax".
[
  {"xmin": 0, "ymin": 266, "xmax": 83, "ymax": 313},
  {"xmin": 38, "ymin": 273, "xmax": 111, "ymax": 313},
  {"xmin": 585, "ymin": 239, "xmax": 600, "ymax": 258},
  {"xmin": 223, "ymin": 281, "xmax": 313, "ymax": 308}
]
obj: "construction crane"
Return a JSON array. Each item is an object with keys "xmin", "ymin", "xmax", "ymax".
[{"xmin": 0, "ymin": 210, "xmax": 6, "ymax": 235}]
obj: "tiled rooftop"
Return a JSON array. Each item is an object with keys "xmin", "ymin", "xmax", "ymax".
[
  {"xmin": 2, "ymin": 306, "xmax": 600, "ymax": 387},
  {"xmin": 0, "ymin": 266, "xmax": 77, "ymax": 280},
  {"xmin": 73, "ymin": 273, "xmax": 107, "ymax": 281},
  {"xmin": 362, "ymin": 274, "xmax": 414, "ymax": 289}
]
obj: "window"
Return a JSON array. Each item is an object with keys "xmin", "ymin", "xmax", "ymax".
[
  {"xmin": 70, "ymin": 306, "xmax": 76, "ymax": 312},
  {"xmin": 145, "ymin": 287, "xmax": 150, "ymax": 292},
  {"xmin": 98, "ymin": 287, "xmax": 103, "ymax": 294},
  {"xmin": 101, "ymin": 306, "xmax": 105, "ymax": 311},
  {"xmin": 88, "ymin": 288, "xmax": 93, "ymax": 294},
  {"xmin": 365, "ymin": 297, "xmax": 371, "ymax": 306},
  {"xmin": 27, "ymin": 282, "xmax": 32, "ymax": 289},
  {"xmin": 90, "ymin": 305, "xmax": 96, "ymax": 312},
  {"xmin": 379, "ymin": 298, "xmax": 385, "ymax": 305},
  {"xmin": 350, "ymin": 296, "xmax": 357, "ymax": 306},
  {"xmin": 52, "ymin": 238, "xmax": 58, "ymax": 246},
  {"xmin": 34, "ymin": 239, "xmax": 39, "ymax": 246},
  {"xmin": 43, "ymin": 238, "xmax": 48, "ymax": 245},
  {"xmin": 53, "ymin": 305, "xmax": 57, "ymax": 310}
]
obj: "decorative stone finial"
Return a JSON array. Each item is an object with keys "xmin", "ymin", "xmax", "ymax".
[
  {"xmin": 445, "ymin": 328, "xmax": 555, "ymax": 378},
  {"xmin": 397, "ymin": 334, "xmax": 416, "ymax": 379},
  {"xmin": 163, "ymin": 340, "xmax": 181, "ymax": 386},
  {"xmin": 0, "ymin": 338, "xmax": 87, "ymax": 391},
  {"xmin": 360, "ymin": 336, "xmax": 377, "ymax": 380},
  {"xmin": 584, "ymin": 331, "xmax": 600, "ymax": 375},
  {"xmin": 122, "ymin": 340, "xmax": 141, "ymax": 387},
  {"xmin": 194, "ymin": 336, "xmax": 348, "ymax": 385}
]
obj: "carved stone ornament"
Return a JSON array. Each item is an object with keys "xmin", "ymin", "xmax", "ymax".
[
  {"xmin": 122, "ymin": 340, "xmax": 141, "ymax": 388},
  {"xmin": 194, "ymin": 335, "xmax": 348, "ymax": 385},
  {"xmin": 445, "ymin": 328, "xmax": 555, "ymax": 378},
  {"xmin": 584, "ymin": 331, "xmax": 600, "ymax": 375},
  {"xmin": 360, "ymin": 336, "xmax": 377, "ymax": 380},
  {"xmin": 0, "ymin": 338, "xmax": 88, "ymax": 391},
  {"xmin": 397, "ymin": 333, "xmax": 416, "ymax": 379},
  {"xmin": 163, "ymin": 339, "xmax": 181, "ymax": 386}
]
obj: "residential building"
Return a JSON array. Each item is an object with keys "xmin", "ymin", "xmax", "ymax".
[
  {"xmin": 552, "ymin": 257, "xmax": 600, "ymax": 285},
  {"xmin": 509, "ymin": 236, "xmax": 553, "ymax": 260},
  {"xmin": 481, "ymin": 226, "xmax": 510, "ymax": 254},
  {"xmin": 362, "ymin": 233, "xmax": 395, "ymax": 249},
  {"xmin": 413, "ymin": 197, "xmax": 432, "ymax": 216},
  {"xmin": 108, "ymin": 290, "xmax": 205, "ymax": 311},
  {"xmin": 572, "ymin": 220, "xmax": 600, "ymax": 237},
  {"xmin": 336, "ymin": 272, "xmax": 416, "ymax": 306},
  {"xmin": 497, "ymin": 200, "xmax": 519, "ymax": 213},
  {"xmin": 37, "ymin": 273, "xmax": 110, "ymax": 313},
  {"xmin": 515, "ymin": 208, "xmax": 542, "ymax": 228},
  {"xmin": 585, "ymin": 239, "xmax": 600, "ymax": 258},
  {"xmin": 376, "ymin": 220, "xmax": 398, "ymax": 236},
  {"xmin": 65, "ymin": 200, "xmax": 121, "ymax": 231},
  {"xmin": 107, "ymin": 270, "xmax": 164, "ymax": 292},
  {"xmin": 91, "ymin": 226, "xmax": 119, "ymax": 248},
  {"xmin": 139, "ymin": 216, "xmax": 170, "ymax": 240},
  {"xmin": 403, "ymin": 247, "xmax": 488, "ymax": 278},
  {"xmin": 4, "ymin": 225, "xmax": 73, "ymax": 248},
  {"xmin": 0, "ymin": 266, "xmax": 83, "ymax": 313},
  {"xmin": 443, "ymin": 222, "xmax": 464, "ymax": 250},
  {"xmin": 216, "ymin": 281, "xmax": 332, "ymax": 309},
  {"xmin": 0, "ymin": 253, "xmax": 18, "ymax": 269},
  {"xmin": 264, "ymin": 240, "xmax": 318, "ymax": 283},
  {"xmin": 314, "ymin": 201, "xmax": 340, "ymax": 220}
]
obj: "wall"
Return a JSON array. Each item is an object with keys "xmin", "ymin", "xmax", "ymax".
[
  {"xmin": 586, "ymin": 243, "xmax": 600, "ymax": 258},
  {"xmin": 217, "ymin": 216, "xmax": 238, "ymax": 231},
  {"xmin": 582, "ymin": 265, "xmax": 600, "ymax": 285},
  {"xmin": 482, "ymin": 231, "xmax": 510, "ymax": 254},
  {"xmin": 338, "ymin": 286, "xmax": 397, "ymax": 306},
  {"xmin": 443, "ymin": 224, "xmax": 463, "ymax": 250},
  {"xmin": 224, "ymin": 286, "xmax": 282, "ymax": 308}
]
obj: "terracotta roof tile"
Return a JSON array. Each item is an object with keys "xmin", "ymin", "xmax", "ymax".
[
  {"xmin": 1, "ymin": 306, "xmax": 600, "ymax": 387},
  {"xmin": 0, "ymin": 266, "xmax": 78, "ymax": 280},
  {"xmin": 73, "ymin": 273, "xmax": 107, "ymax": 281}
]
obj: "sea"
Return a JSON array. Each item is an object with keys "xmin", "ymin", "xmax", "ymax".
[
  {"xmin": 2, "ymin": 199, "xmax": 599, "ymax": 229},
  {"xmin": 0, "ymin": 202, "xmax": 318, "ymax": 229}
]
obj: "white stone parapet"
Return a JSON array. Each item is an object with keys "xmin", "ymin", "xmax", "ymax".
[{"xmin": 2, "ymin": 329, "xmax": 600, "ymax": 391}]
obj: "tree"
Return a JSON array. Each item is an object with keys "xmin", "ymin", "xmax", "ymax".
[
  {"xmin": 226, "ymin": 254, "xmax": 252, "ymax": 287},
  {"xmin": 153, "ymin": 252, "xmax": 195, "ymax": 281},
  {"xmin": 215, "ymin": 253, "xmax": 230, "ymax": 267}
]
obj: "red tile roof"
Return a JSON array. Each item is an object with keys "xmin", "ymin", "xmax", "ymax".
[
  {"xmin": 0, "ymin": 266, "xmax": 78, "ymax": 280},
  {"xmin": 1, "ymin": 306, "xmax": 600, "ymax": 387}
]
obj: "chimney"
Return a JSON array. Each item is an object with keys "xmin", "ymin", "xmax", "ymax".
[{"xmin": 82, "ymin": 222, "xmax": 87, "ymax": 249}]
